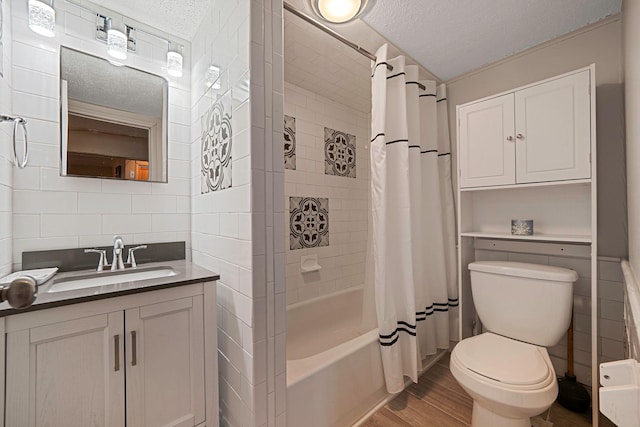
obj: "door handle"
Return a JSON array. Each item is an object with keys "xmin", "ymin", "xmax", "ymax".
[
  {"xmin": 131, "ymin": 331, "xmax": 137, "ymax": 366},
  {"xmin": 506, "ymin": 136, "xmax": 514, "ymax": 142},
  {"xmin": 516, "ymin": 133, "xmax": 524, "ymax": 140},
  {"xmin": 114, "ymin": 335, "xmax": 120, "ymax": 372}
]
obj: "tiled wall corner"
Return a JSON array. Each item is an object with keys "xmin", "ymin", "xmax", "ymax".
[
  {"xmin": 249, "ymin": 0, "xmax": 287, "ymax": 426},
  {"xmin": 9, "ymin": 0, "xmax": 192, "ymax": 270},
  {"xmin": 475, "ymin": 248, "xmax": 626, "ymax": 387},
  {"xmin": 0, "ymin": 0, "xmax": 13, "ymax": 276},
  {"xmin": 189, "ymin": 0, "xmax": 272, "ymax": 426},
  {"xmin": 283, "ymin": 82, "xmax": 370, "ymax": 306}
]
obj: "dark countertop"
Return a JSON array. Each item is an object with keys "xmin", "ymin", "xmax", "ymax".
[{"xmin": 0, "ymin": 260, "xmax": 220, "ymax": 317}]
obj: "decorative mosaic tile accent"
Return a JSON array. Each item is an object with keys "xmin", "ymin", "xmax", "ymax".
[
  {"xmin": 289, "ymin": 197, "xmax": 329, "ymax": 250},
  {"xmin": 324, "ymin": 127, "xmax": 356, "ymax": 178},
  {"xmin": 284, "ymin": 115, "xmax": 296, "ymax": 170},
  {"xmin": 201, "ymin": 91, "xmax": 232, "ymax": 194}
]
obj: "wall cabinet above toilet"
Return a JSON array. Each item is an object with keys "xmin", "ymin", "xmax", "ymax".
[{"xmin": 459, "ymin": 69, "xmax": 592, "ymax": 188}]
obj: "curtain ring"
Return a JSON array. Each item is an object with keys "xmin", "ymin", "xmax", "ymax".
[{"xmin": 12, "ymin": 117, "xmax": 28, "ymax": 169}]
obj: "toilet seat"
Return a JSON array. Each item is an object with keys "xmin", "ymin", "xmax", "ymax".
[{"xmin": 452, "ymin": 333, "xmax": 555, "ymax": 391}]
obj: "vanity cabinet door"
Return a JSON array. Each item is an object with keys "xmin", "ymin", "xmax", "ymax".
[
  {"xmin": 125, "ymin": 295, "xmax": 205, "ymax": 427},
  {"xmin": 5, "ymin": 312, "xmax": 125, "ymax": 427},
  {"xmin": 514, "ymin": 70, "xmax": 591, "ymax": 183},
  {"xmin": 459, "ymin": 93, "xmax": 516, "ymax": 188}
]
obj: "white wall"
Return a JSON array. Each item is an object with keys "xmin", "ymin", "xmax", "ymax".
[
  {"xmin": 283, "ymin": 82, "xmax": 370, "ymax": 306},
  {"xmin": 189, "ymin": 2, "xmax": 253, "ymax": 425},
  {"xmin": 624, "ymin": 0, "xmax": 640, "ymax": 279},
  {"xmin": 9, "ymin": 0, "xmax": 192, "ymax": 270},
  {"xmin": 0, "ymin": 0, "xmax": 13, "ymax": 276},
  {"xmin": 254, "ymin": 2, "xmax": 287, "ymax": 424},
  {"xmin": 189, "ymin": 0, "xmax": 287, "ymax": 425}
]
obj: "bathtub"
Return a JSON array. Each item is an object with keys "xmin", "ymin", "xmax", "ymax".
[{"xmin": 287, "ymin": 287, "xmax": 388, "ymax": 427}]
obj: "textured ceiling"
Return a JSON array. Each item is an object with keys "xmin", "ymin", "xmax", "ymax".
[
  {"xmin": 362, "ymin": 0, "xmax": 622, "ymax": 81},
  {"xmin": 92, "ymin": 0, "xmax": 210, "ymax": 40},
  {"xmin": 61, "ymin": 48, "xmax": 166, "ymax": 117},
  {"xmin": 284, "ymin": 0, "xmax": 439, "ymax": 113}
]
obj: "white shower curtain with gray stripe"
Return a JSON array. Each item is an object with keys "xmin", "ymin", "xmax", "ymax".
[{"xmin": 370, "ymin": 44, "xmax": 457, "ymax": 393}]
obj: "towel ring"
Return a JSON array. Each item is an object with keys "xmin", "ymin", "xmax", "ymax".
[{"xmin": 0, "ymin": 115, "xmax": 28, "ymax": 169}]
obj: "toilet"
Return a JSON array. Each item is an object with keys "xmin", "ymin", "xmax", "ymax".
[{"xmin": 450, "ymin": 261, "xmax": 578, "ymax": 427}]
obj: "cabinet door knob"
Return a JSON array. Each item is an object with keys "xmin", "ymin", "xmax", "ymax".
[
  {"xmin": 506, "ymin": 136, "xmax": 514, "ymax": 142},
  {"xmin": 516, "ymin": 133, "xmax": 524, "ymax": 139}
]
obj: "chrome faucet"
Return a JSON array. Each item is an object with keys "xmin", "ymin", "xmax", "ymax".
[
  {"xmin": 111, "ymin": 235, "xmax": 125, "ymax": 271},
  {"xmin": 127, "ymin": 245, "xmax": 148, "ymax": 268},
  {"xmin": 84, "ymin": 248, "xmax": 108, "ymax": 271}
]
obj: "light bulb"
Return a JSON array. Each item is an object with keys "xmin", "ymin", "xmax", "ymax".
[
  {"xmin": 316, "ymin": 0, "xmax": 362, "ymax": 23},
  {"xmin": 28, "ymin": 0, "xmax": 55, "ymax": 38},
  {"xmin": 107, "ymin": 28, "xmax": 127, "ymax": 60}
]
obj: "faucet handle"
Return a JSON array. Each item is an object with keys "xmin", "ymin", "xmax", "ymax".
[
  {"xmin": 127, "ymin": 245, "xmax": 148, "ymax": 268},
  {"xmin": 84, "ymin": 248, "xmax": 108, "ymax": 271}
]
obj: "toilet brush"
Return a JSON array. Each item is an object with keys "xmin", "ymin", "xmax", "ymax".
[{"xmin": 557, "ymin": 312, "xmax": 591, "ymax": 413}]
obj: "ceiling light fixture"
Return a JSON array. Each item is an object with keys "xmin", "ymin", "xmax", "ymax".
[
  {"xmin": 28, "ymin": 0, "xmax": 56, "ymax": 37},
  {"xmin": 167, "ymin": 42, "xmax": 184, "ymax": 78},
  {"xmin": 309, "ymin": 0, "xmax": 369, "ymax": 24}
]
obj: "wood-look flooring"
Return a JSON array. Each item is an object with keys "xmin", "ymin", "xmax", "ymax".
[{"xmin": 362, "ymin": 353, "xmax": 614, "ymax": 427}]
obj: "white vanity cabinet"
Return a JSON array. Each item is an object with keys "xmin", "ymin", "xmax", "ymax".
[
  {"xmin": 459, "ymin": 68, "xmax": 592, "ymax": 188},
  {"xmin": 3, "ymin": 283, "xmax": 216, "ymax": 427}
]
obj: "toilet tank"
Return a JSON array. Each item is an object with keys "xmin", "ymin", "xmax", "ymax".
[{"xmin": 468, "ymin": 261, "xmax": 578, "ymax": 347}]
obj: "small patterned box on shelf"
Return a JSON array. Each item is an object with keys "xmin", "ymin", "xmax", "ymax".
[{"xmin": 511, "ymin": 219, "xmax": 534, "ymax": 235}]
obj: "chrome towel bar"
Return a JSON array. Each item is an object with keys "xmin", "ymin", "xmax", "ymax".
[{"xmin": 0, "ymin": 114, "xmax": 28, "ymax": 169}]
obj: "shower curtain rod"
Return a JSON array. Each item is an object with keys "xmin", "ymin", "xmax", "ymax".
[
  {"xmin": 283, "ymin": 2, "xmax": 388, "ymax": 68},
  {"xmin": 283, "ymin": 3, "xmax": 427, "ymax": 90},
  {"xmin": 284, "ymin": 1, "xmax": 431, "ymax": 93}
]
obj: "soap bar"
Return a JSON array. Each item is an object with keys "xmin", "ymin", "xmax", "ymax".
[{"xmin": 0, "ymin": 268, "xmax": 59, "ymax": 286}]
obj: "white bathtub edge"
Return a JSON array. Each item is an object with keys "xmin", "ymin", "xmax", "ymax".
[{"xmin": 287, "ymin": 328, "xmax": 379, "ymax": 387}]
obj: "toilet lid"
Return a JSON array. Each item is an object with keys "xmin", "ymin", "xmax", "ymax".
[{"xmin": 454, "ymin": 333, "xmax": 550, "ymax": 386}]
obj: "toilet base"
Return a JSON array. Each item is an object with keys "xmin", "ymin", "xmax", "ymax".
[{"xmin": 472, "ymin": 402, "xmax": 532, "ymax": 427}]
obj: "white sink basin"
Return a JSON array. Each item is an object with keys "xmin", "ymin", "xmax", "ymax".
[{"xmin": 48, "ymin": 266, "xmax": 177, "ymax": 293}]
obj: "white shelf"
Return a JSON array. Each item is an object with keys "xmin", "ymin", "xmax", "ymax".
[
  {"xmin": 460, "ymin": 231, "xmax": 592, "ymax": 243},
  {"xmin": 460, "ymin": 178, "xmax": 591, "ymax": 192}
]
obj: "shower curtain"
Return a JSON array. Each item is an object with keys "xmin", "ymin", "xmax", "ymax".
[{"xmin": 369, "ymin": 44, "xmax": 458, "ymax": 393}]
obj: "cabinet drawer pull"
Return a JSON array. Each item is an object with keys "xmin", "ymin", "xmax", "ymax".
[
  {"xmin": 114, "ymin": 335, "xmax": 120, "ymax": 372},
  {"xmin": 131, "ymin": 331, "xmax": 137, "ymax": 366},
  {"xmin": 516, "ymin": 133, "xmax": 524, "ymax": 139},
  {"xmin": 506, "ymin": 136, "xmax": 514, "ymax": 142}
]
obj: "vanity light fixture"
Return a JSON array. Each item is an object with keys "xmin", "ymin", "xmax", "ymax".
[
  {"xmin": 28, "ymin": 0, "xmax": 56, "ymax": 38},
  {"xmin": 96, "ymin": 15, "xmax": 136, "ymax": 61},
  {"xmin": 206, "ymin": 65, "xmax": 221, "ymax": 90},
  {"xmin": 309, "ymin": 0, "xmax": 370, "ymax": 24},
  {"xmin": 107, "ymin": 26, "xmax": 128, "ymax": 60},
  {"xmin": 167, "ymin": 42, "xmax": 184, "ymax": 78}
]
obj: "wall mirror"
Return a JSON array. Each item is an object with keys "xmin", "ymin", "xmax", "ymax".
[{"xmin": 59, "ymin": 46, "xmax": 168, "ymax": 182}]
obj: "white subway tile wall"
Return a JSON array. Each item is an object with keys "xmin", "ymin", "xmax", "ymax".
[
  {"xmin": 0, "ymin": 0, "xmax": 13, "ymax": 276},
  {"xmin": 9, "ymin": 0, "xmax": 192, "ymax": 270},
  {"xmin": 475, "ymin": 249, "xmax": 625, "ymax": 387},
  {"xmin": 255, "ymin": 1, "xmax": 287, "ymax": 425},
  {"xmin": 189, "ymin": 0, "xmax": 287, "ymax": 426},
  {"xmin": 284, "ymin": 82, "xmax": 370, "ymax": 306}
]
